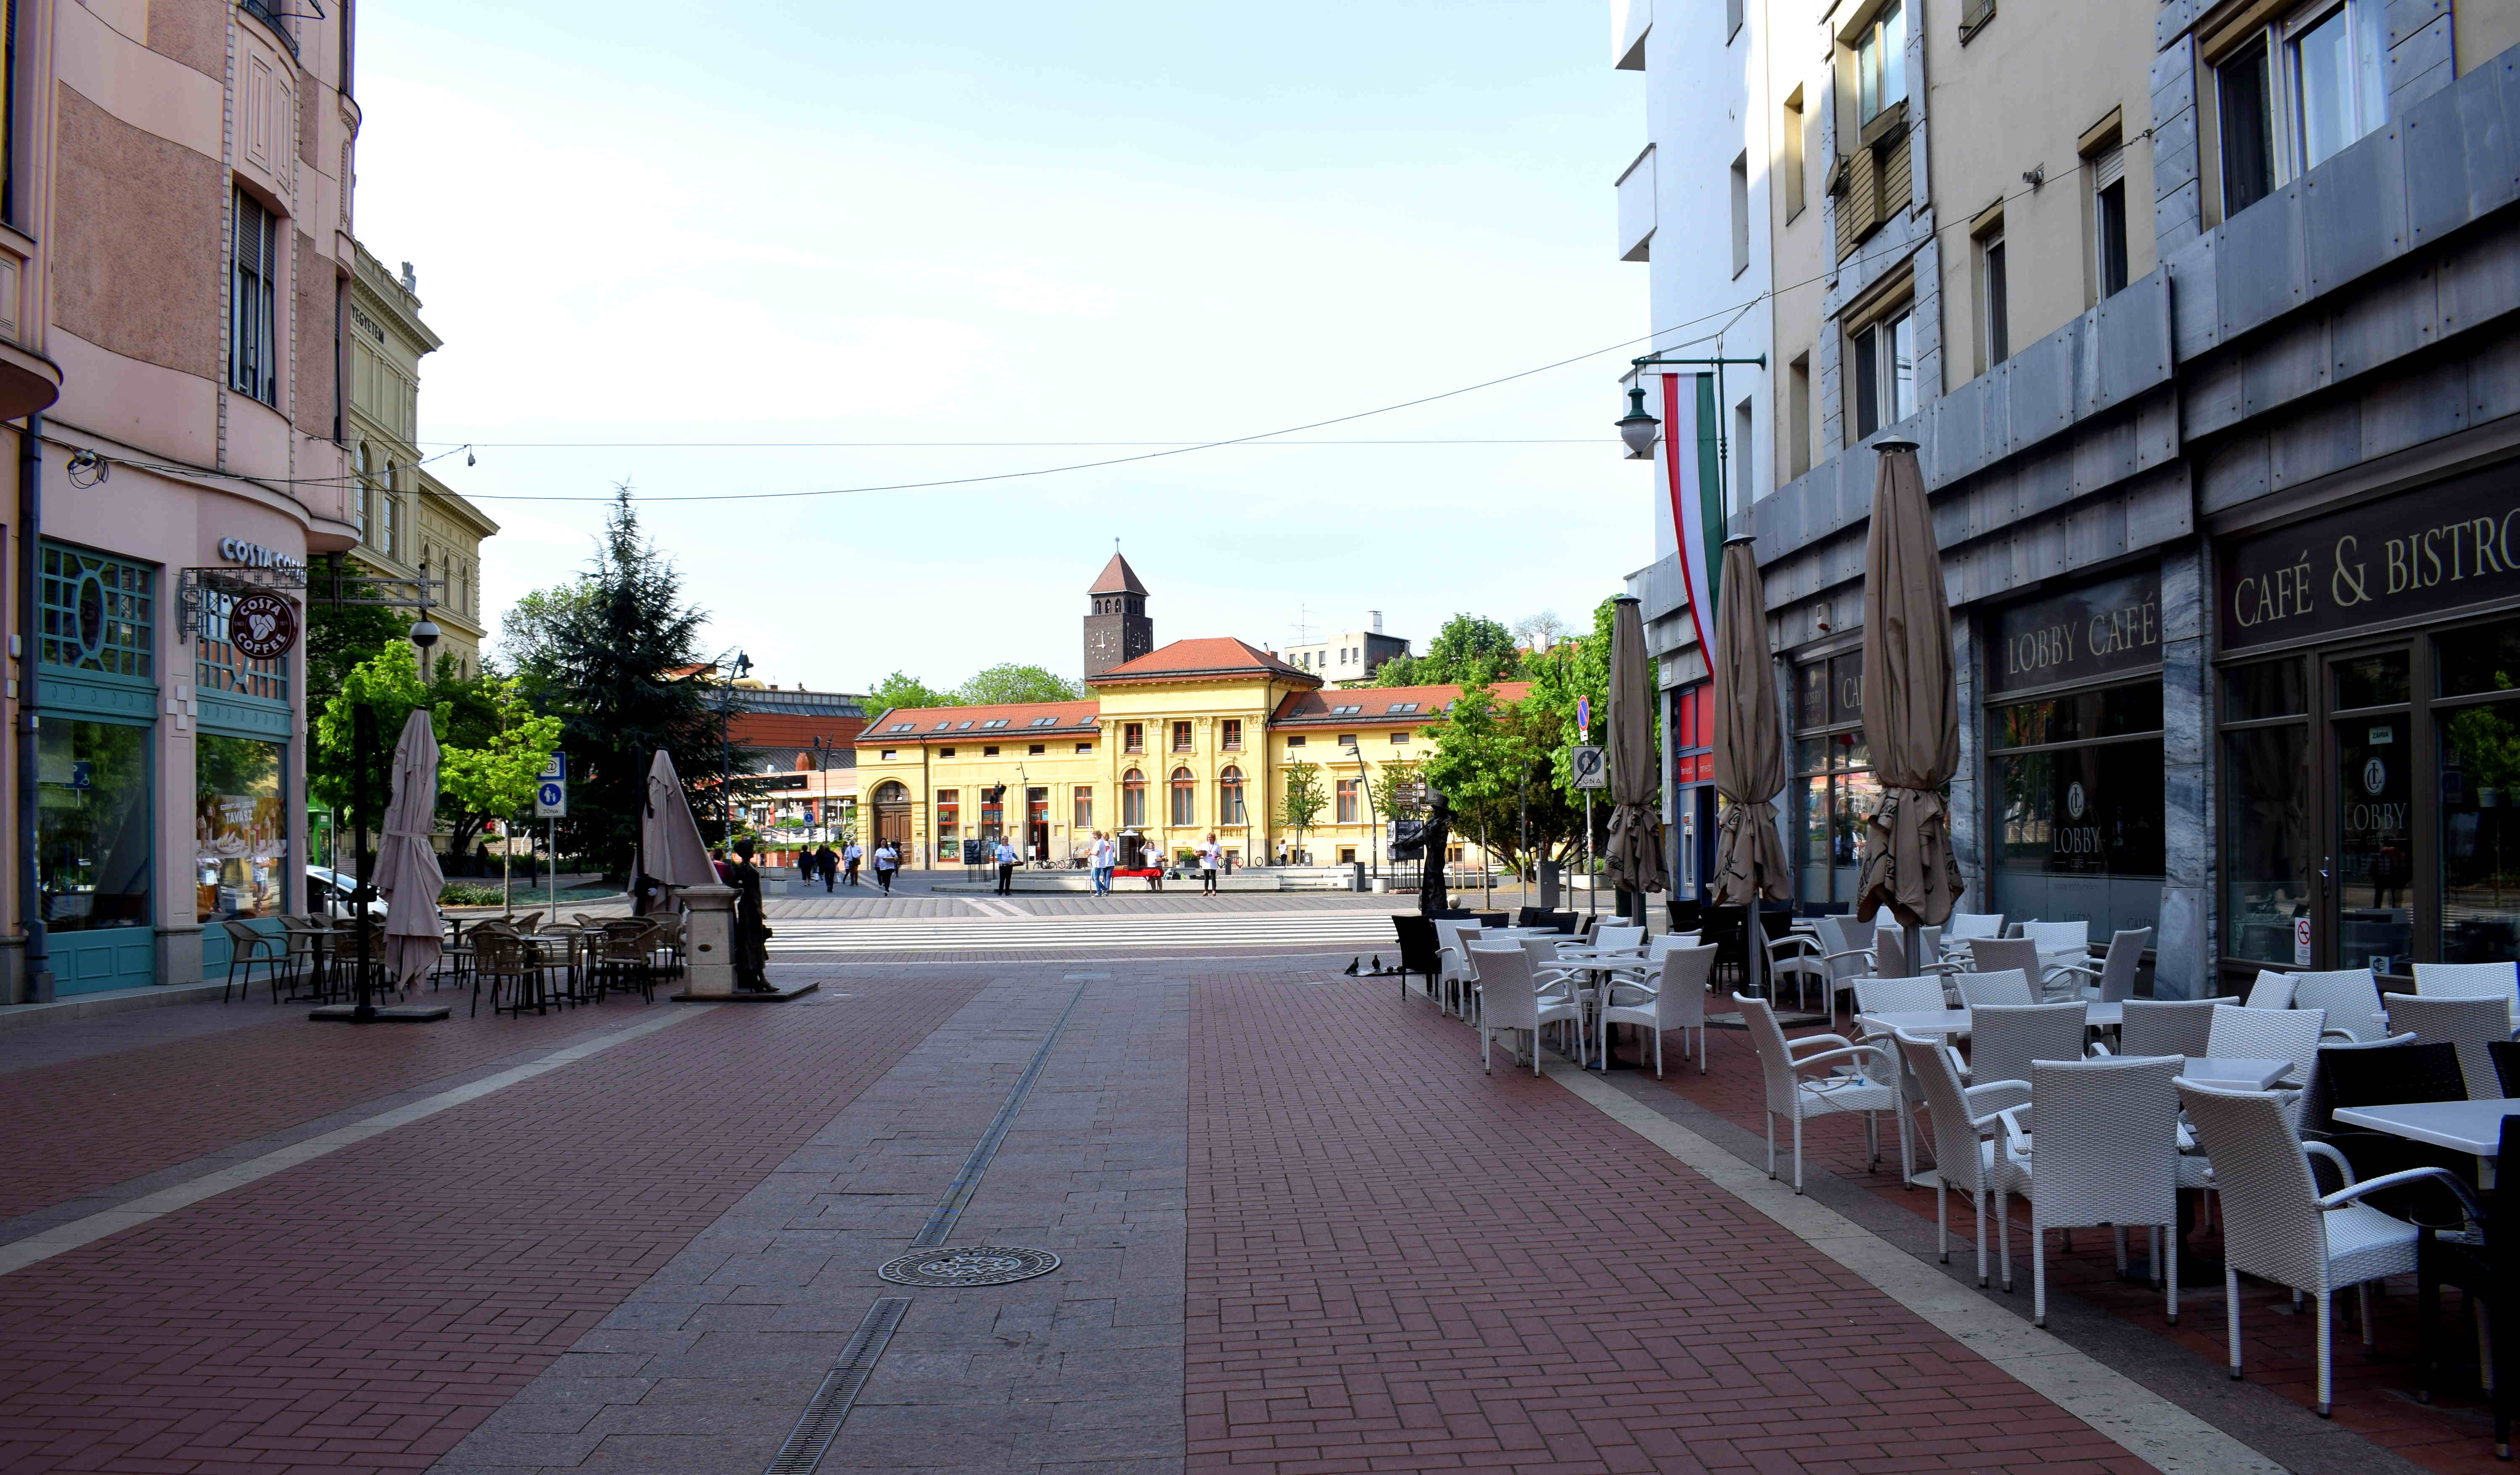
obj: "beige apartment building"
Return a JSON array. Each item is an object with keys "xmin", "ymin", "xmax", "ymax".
[{"xmin": 1618, "ymin": 0, "xmax": 2520, "ymax": 997}]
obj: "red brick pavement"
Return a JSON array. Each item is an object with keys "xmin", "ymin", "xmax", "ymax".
[
  {"xmin": 0, "ymin": 992, "xmax": 696, "ymax": 1224},
  {"xmin": 1635, "ymin": 1006, "xmax": 2503, "ymax": 1474},
  {"xmin": 1186, "ymin": 977, "xmax": 2155, "ymax": 1475},
  {"xmin": 0, "ymin": 972, "xmax": 982, "ymax": 1475}
]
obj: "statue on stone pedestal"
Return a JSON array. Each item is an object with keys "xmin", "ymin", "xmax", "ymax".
[
  {"xmin": 1416, "ymin": 785, "xmax": 1453, "ymax": 917},
  {"xmin": 727, "ymin": 837, "xmax": 774, "ymax": 991}
]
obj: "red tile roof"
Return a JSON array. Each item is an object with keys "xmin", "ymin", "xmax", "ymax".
[
  {"xmin": 861, "ymin": 699, "xmax": 1102, "ymax": 744},
  {"xmin": 1269, "ymin": 681, "xmax": 1532, "ymax": 726},
  {"xmin": 1089, "ymin": 552, "xmax": 1148, "ymax": 596},
  {"xmin": 1087, "ymin": 637, "xmax": 1318, "ymax": 686}
]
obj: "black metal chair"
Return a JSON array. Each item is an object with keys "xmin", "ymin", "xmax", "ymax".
[
  {"xmin": 2417, "ymin": 1114, "xmax": 2518, "ymax": 1457},
  {"xmin": 1390, "ymin": 915, "xmax": 1442, "ymax": 1002},
  {"xmin": 221, "ymin": 920, "xmax": 289, "ymax": 1004},
  {"xmin": 1665, "ymin": 898, "xmax": 1702, "ymax": 933},
  {"xmin": 2305, "ymin": 1037, "xmax": 2475, "ymax": 1223}
]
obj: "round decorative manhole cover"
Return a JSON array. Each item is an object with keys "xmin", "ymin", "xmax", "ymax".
[{"xmin": 877, "ymin": 1246, "xmax": 1061, "ymax": 1287}]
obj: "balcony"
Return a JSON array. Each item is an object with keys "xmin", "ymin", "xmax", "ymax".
[
  {"xmin": 1616, "ymin": 144, "xmax": 1655, "ymax": 262},
  {"xmin": 239, "ymin": 0, "xmax": 298, "ymax": 57}
]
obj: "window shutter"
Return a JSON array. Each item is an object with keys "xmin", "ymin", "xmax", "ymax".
[
  {"xmin": 2092, "ymin": 142, "xmax": 2125, "ymax": 191},
  {"xmin": 1836, "ymin": 147, "xmax": 1880, "ymax": 261},
  {"xmin": 1881, "ymin": 135, "xmax": 1913, "ymax": 218}
]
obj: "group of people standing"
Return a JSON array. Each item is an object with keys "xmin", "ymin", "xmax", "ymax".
[
  {"xmin": 1079, "ymin": 831, "xmax": 1226, "ymax": 896},
  {"xmin": 792, "ymin": 840, "xmax": 897, "ymax": 895}
]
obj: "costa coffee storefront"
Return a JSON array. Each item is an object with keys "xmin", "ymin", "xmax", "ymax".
[
  {"xmin": 2217, "ymin": 467, "xmax": 2520, "ymax": 985},
  {"xmin": 1981, "ymin": 566, "xmax": 2167, "ymax": 943}
]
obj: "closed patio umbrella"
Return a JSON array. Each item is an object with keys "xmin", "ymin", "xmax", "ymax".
[
  {"xmin": 1855, "ymin": 438, "xmax": 1965, "ymax": 952},
  {"xmin": 641, "ymin": 749, "xmax": 719, "ymax": 890},
  {"xmin": 1710, "ymin": 536, "xmax": 1790, "ymax": 994},
  {"xmin": 1604, "ymin": 596, "xmax": 1667, "ymax": 914},
  {"xmin": 373, "ymin": 708, "xmax": 444, "ymax": 995}
]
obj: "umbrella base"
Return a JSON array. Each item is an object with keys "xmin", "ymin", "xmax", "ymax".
[
  {"xmin": 308, "ymin": 1003, "xmax": 452, "ymax": 1024},
  {"xmin": 672, "ymin": 981, "xmax": 820, "ymax": 1003}
]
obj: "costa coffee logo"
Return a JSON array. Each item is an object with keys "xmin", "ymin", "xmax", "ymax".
[
  {"xmin": 216, "ymin": 538, "xmax": 304, "ymax": 572},
  {"xmin": 227, "ymin": 591, "xmax": 298, "ymax": 660}
]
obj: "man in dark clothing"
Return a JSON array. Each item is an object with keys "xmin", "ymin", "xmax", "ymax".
[
  {"xmin": 814, "ymin": 843, "xmax": 839, "ymax": 892},
  {"xmin": 727, "ymin": 837, "xmax": 774, "ymax": 991}
]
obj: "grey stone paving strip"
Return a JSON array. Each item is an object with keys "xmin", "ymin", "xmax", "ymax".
[
  {"xmin": 0, "ymin": 1001, "xmax": 727, "ymax": 1249},
  {"xmin": 1585, "ymin": 1065, "xmax": 2434, "ymax": 1475},
  {"xmin": 0, "ymin": 1006, "xmax": 706, "ymax": 1277},
  {"xmin": 430, "ymin": 963, "xmax": 1192, "ymax": 1475},
  {"xmin": 911, "ymin": 978, "xmax": 1092, "ymax": 1248},
  {"xmin": 1550, "ymin": 1063, "xmax": 2343, "ymax": 1475}
]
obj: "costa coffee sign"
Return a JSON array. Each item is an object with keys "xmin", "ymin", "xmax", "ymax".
[
  {"xmin": 2221, "ymin": 466, "xmax": 2520, "ymax": 651},
  {"xmin": 227, "ymin": 591, "xmax": 298, "ymax": 660}
]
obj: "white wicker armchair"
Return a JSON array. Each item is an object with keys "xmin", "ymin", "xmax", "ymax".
[
  {"xmin": 1896, "ymin": 1029, "xmax": 2030, "ymax": 1287},
  {"xmin": 1469, "ymin": 945, "xmax": 1582, "ymax": 1076},
  {"xmin": 1598, "ymin": 944, "xmax": 1718, "ymax": 1077},
  {"xmin": 1738, "ymin": 994, "xmax": 1905, "ymax": 1192},
  {"xmin": 1995, "ymin": 1054, "xmax": 2184, "ymax": 1327}
]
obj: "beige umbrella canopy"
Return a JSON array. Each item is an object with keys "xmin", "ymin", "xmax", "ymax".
[
  {"xmin": 640, "ymin": 749, "xmax": 719, "ymax": 890},
  {"xmin": 1854, "ymin": 440, "xmax": 1966, "ymax": 927},
  {"xmin": 1711, "ymin": 538, "xmax": 1790, "ymax": 908},
  {"xmin": 1604, "ymin": 596, "xmax": 1668, "ymax": 899},
  {"xmin": 373, "ymin": 709, "xmax": 444, "ymax": 994}
]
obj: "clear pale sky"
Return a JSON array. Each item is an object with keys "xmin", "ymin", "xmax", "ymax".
[{"xmin": 354, "ymin": 1, "xmax": 1658, "ymax": 695}]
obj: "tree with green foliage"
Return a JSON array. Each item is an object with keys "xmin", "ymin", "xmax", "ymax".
[
  {"xmin": 869, "ymin": 670, "xmax": 955, "ymax": 715},
  {"xmin": 956, "ymin": 663, "xmax": 1084, "ymax": 704},
  {"xmin": 495, "ymin": 581, "xmax": 602, "ymax": 693},
  {"xmin": 1369, "ymin": 757, "xmax": 1426, "ymax": 828},
  {"xmin": 310, "ymin": 649, "xmax": 431, "ymax": 822},
  {"xmin": 1421, "ymin": 674, "xmax": 1523, "ymax": 881},
  {"xmin": 437, "ymin": 676, "xmax": 565, "ymax": 908},
  {"xmin": 305, "ymin": 562, "xmax": 414, "ymax": 707},
  {"xmin": 537, "ymin": 489, "xmax": 719, "ymax": 874},
  {"xmin": 1278, "ymin": 761, "xmax": 1328, "ymax": 858},
  {"xmin": 1374, "ymin": 612, "xmax": 1525, "ymax": 688}
]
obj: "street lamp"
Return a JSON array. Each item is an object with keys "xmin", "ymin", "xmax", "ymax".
[
  {"xmin": 1616, "ymin": 384, "xmax": 1659, "ymax": 459},
  {"xmin": 717, "ymin": 649, "xmax": 751, "ymax": 840}
]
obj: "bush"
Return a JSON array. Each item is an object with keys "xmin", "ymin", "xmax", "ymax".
[{"xmin": 438, "ymin": 882, "xmax": 507, "ymax": 906}]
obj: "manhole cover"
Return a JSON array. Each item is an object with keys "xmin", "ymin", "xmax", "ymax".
[{"xmin": 876, "ymin": 1246, "xmax": 1060, "ymax": 1287}]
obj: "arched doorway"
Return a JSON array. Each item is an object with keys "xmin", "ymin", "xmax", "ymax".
[{"xmin": 872, "ymin": 780, "xmax": 914, "ymax": 856}]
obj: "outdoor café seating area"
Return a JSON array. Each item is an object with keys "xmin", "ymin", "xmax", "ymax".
[
  {"xmin": 219, "ymin": 911, "xmax": 685, "ymax": 1018},
  {"xmin": 1393, "ymin": 903, "xmax": 2520, "ymax": 1457}
]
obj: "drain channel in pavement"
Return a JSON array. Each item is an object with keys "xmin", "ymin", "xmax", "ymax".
[{"xmin": 761, "ymin": 978, "xmax": 1092, "ymax": 1475}]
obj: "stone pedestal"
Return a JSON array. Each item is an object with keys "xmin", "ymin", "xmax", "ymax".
[{"xmin": 679, "ymin": 884, "xmax": 740, "ymax": 998}]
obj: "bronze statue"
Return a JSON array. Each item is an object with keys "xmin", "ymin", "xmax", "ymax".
[
  {"xmin": 1416, "ymin": 784, "xmax": 1453, "ymax": 916},
  {"xmin": 727, "ymin": 837, "xmax": 774, "ymax": 991}
]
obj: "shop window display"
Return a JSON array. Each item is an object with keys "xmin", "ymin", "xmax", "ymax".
[{"xmin": 195, "ymin": 734, "xmax": 285, "ymax": 921}]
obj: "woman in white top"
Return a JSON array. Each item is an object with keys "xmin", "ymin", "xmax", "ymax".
[{"xmin": 1197, "ymin": 834, "xmax": 1223, "ymax": 896}]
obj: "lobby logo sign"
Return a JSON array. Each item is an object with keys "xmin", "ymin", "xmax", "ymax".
[
  {"xmin": 2222, "ymin": 467, "xmax": 2520, "ymax": 651},
  {"xmin": 1989, "ymin": 566, "xmax": 2162, "ymax": 695}
]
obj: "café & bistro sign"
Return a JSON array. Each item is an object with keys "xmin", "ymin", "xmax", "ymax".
[{"xmin": 2223, "ymin": 468, "xmax": 2520, "ymax": 651}]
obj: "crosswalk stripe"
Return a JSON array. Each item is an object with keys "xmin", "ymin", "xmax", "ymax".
[{"xmin": 764, "ymin": 914, "xmax": 1403, "ymax": 952}]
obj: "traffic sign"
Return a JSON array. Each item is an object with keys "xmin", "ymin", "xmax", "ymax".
[
  {"xmin": 1570, "ymin": 745, "xmax": 1608, "ymax": 790},
  {"xmin": 535, "ymin": 777, "xmax": 567, "ymax": 819},
  {"xmin": 538, "ymin": 753, "xmax": 566, "ymax": 783},
  {"xmin": 1577, "ymin": 696, "xmax": 1591, "ymax": 732}
]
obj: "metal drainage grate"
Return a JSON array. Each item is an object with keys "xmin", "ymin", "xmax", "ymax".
[
  {"xmin": 763, "ymin": 1296, "xmax": 909, "ymax": 1475},
  {"xmin": 876, "ymin": 1245, "xmax": 1061, "ymax": 1288}
]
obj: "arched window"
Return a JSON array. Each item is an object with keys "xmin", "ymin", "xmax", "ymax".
[
  {"xmin": 1170, "ymin": 766, "xmax": 1197, "ymax": 827},
  {"xmin": 1121, "ymin": 768, "xmax": 1146, "ymax": 828},
  {"xmin": 1218, "ymin": 765, "xmax": 1246, "ymax": 825}
]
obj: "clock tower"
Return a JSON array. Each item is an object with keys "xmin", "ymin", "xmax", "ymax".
[{"xmin": 1084, "ymin": 551, "xmax": 1153, "ymax": 677}]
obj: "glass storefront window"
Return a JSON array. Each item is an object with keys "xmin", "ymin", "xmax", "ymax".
[
  {"xmin": 1793, "ymin": 654, "xmax": 1871, "ymax": 905},
  {"xmin": 2223, "ymin": 724, "xmax": 2312, "ymax": 966},
  {"xmin": 2335, "ymin": 650, "xmax": 2410, "ymax": 710},
  {"xmin": 2336, "ymin": 711, "xmax": 2412, "ymax": 971},
  {"xmin": 2224, "ymin": 659, "xmax": 2309, "ymax": 720},
  {"xmin": 196, "ymin": 735, "xmax": 285, "ymax": 921},
  {"xmin": 38, "ymin": 719, "xmax": 151, "ymax": 932},
  {"xmin": 2439, "ymin": 618, "xmax": 2520, "ymax": 962},
  {"xmin": 1986, "ymin": 680, "xmax": 2165, "ymax": 940}
]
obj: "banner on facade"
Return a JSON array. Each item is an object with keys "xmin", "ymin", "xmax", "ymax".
[{"xmin": 1653, "ymin": 372, "xmax": 1724, "ymax": 659}]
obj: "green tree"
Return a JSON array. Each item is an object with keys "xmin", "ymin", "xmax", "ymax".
[
  {"xmin": 955, "ymin": 663, "xmax": 1083, "ymax": 704},
  {"xmin": 496, "ymin": 580, "xmax": 602, "ymax": 693},
  {"xmin": 1375, "ymin": 613, "xmax": 1524, "ymax": 687},
  {"xmin": 1369, "ymin": 757, "xmax": 1426, "ymax": 825},
  {"xmin": 1421, "ymin": 674, "xmax": 1523, "ymax": 876},
  {"xmin": 310, "ymin": 648, "xmax": 432, "ymax": 821},
  {"xmin": 869, "ymin": 670, "xmax": 955, "ymax": 715},
  {"xmin": 306, "ymin": 562, "xmax": 414, "ymax": 707},
  {"xmin": 540, "ymin": 489, "xmax": 719, "ymax": 873},
  {"xmin": 437, "ymin": 676, "xmax": 564, "ymax": 906},
  {"xmin": 1523, "ymin": 596, "xmax": 1626, "ymax": 797},
  {"xmin": 1278, "ymin": 761, "xmax": 1328, "ymax": 857}
]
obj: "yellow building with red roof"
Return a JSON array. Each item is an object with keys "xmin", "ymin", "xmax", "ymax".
[{"xmin": 853, "ymin": 556, "xmax": 1523, "ymax": 873}]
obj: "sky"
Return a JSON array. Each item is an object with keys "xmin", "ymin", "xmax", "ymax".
[{"xmin": 354, "ymin": 1, "xmax": 1657, "ymax": 696}]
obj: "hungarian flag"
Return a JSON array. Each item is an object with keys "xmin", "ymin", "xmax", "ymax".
[{"xmin": 1651, "ymin": 371, "xmax": 1725, "ymax": 659}]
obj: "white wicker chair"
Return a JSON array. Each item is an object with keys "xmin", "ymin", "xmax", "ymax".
[
  {"xmin": 2018, "ymin": 921, "xmax": 2093, "ymax": 995},
  {"xmin": 2050, "ymin": 928, "xmax": 2151, "ymax": 1003},
  {"xmin": 1852, "ymin": 974, "xmax": 1948, "ymax": 1015},
  {"xmin": 2207, "ymin": 1003, "xmax": 2327, "ymax": 1090},
  {"xmin": 2245, "ymin": 970, "xmax": 2299, "ymax": 1009},
  {"xmin": 1896, "ymin": 1029, "xmax": 2029, "ymax": 1286},
  {"xmin": 1969, "ymin": 937, "xmax": 2047, "ymax": 992},
  {"xmin": 1942, "ymin": 911, "xmax": 2006, "ymax": 951},
  {"xmin": 1966, "ymin": 1002, "xmax": 2092, "ymax": 1093},
  {"xmin": 1433, "ymin": 921, "xmax": 1481, "ymax": 1015},
  {"xmin": 1599, "ymin": 945, "xmax": 1719, "ymax": 1077},
  {"xmin": 2116, "ymin": 997, "xmax": 2228, "ymax": 1058},
  {"xmin": 2384, "ymin": 991, "xmax": 2512, "ymax": 1100},
  {"xmin": 1470, "ymin": 944, "xmax": 1583, "ymax": 1076},
  {"xmin": 2177, "ymin": 1080, "xmax": 2461, "ymax": 1415},
  {"xmin": 2414, "ymin": 961, "xmax": 2520, "ymax": 1008},
  {"xmin": 2290, "ymin": 968, "xmax": 2389, "ymax": 1043},
  {"xmin": 1738, "ymin": 993, "xmax": 1906, "ymax": 1192},
  {"xmin": 1953, "ymin": 969, "xmax": 2035, "ymax": 1008},
  {"xmin": 1994, "ymin": 1055, "xmax": 2184, "ymax": 1326}
]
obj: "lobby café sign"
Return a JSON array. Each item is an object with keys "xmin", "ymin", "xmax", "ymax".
[
  {"xmin": 2223, "ymin": 468, "xmax": 2520, "ymax": 651},
  {"xmin": 1990, "ymin": 567, "xmax": 2162, "ymax": 695}
]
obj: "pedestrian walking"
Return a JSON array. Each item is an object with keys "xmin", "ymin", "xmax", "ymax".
[
  {"xmin": 994, "ymin": 835, "xmax": 1019, "ymax": 896},
  {"xmin": 1089, "ymin": 830, "xmax": 1114, "ymax": 896},
  {"xmin": 1197, "ymin": 832, "xmax": 1223, "ymax": 896},
  {"xmin": 873, "ymin": 840, "xmax": 898, "ymax": 895},
  {"xmin": 814, "ymin": 842, "xmax": 839, "ymax": 892},
  {"xmin": 844, "ymin": 839, "xmax": 863, "ymax": 886}
]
